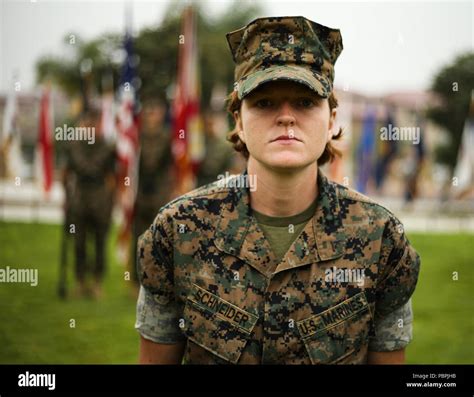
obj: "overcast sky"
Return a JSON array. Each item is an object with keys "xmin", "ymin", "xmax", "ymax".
[{"xmin": 0, "ymin": 0, "xmax": 472, "ymax": 96}]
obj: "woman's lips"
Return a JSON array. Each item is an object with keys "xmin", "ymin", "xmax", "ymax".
[{"xmin": 271, "ymin": 135, "xmax": 302, "ymax": 143}]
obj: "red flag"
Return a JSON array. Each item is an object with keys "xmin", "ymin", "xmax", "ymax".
[
  {"xmin": 37, "ymin": 86, "xmax": 53, "ymax": 194},
  {"xmin": 172, "ymin": 5, "xmax": 204, "ymax": 195}
]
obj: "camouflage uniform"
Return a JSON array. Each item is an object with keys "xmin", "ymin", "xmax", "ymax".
[
  {"xmin": 197, "ymin": 132, "xmax": 234, "ymax": 187},
  {"xmin": 66, "ymin": 138, "xmax": 116, "ymax": 283},
  {"xmin": 132, "ymin": 127, "xmax": 174, "ymax": 283},
  {"xmin": 135, "ymin": 17, "xmax": 420, "ymax": 364},
  {"xmin": 136, "ymin": 171, "xmax": 420, "ymax": 364}
]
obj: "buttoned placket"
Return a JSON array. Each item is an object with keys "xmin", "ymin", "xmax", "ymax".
[{"xmin": 213, "ymin": 169, "xmax": 346, "ymax": 364}]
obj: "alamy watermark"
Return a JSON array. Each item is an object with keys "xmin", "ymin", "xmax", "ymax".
[
  {"xmin": 217, "ymin": 172, "xmax": 257, "ymax": 192},
  {"xmin": 18, "ymin": 371, "xmax": 55, "ymax": 390},
  {"xmin": 325, "ymin": 266, "xmax": 365, "ymax": 287},
  {"xmin": 380, "ymin": 123, "xmax": 420, "ymax": 145},
  {"xmin": 0, "ymin": 266, "xmax": 38, "ymax": 286},
  {"xmin": 55, "ymin": 124, "xmax": 95, "ymax": 144}
]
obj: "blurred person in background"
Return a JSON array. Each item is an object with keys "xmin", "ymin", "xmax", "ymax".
[
  {"xmin": 196, "ymin": 111, "xmax": 235, "ymax": 187},
  {"xmin": 131, "ymin": 98, "xmax": 174, "ymax": 289},
  {"xmin": 64, "ymin": 108, "xmax": 116, "ymax": 298}
]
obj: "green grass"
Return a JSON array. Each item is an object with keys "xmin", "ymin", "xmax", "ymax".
[
  {"xmin": 406, "ymin": 233, "xmax": 474, "ymax": 364},
  {"xmin": 0, "ymin": 222, "xmax": 473, "ymax": 363},
  {"xmin": 0, "ymin": 221, "xmax": 139, "ymax": 364}
]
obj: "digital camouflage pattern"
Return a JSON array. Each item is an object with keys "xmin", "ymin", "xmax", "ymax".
[
  {"xmin": 369, "ymin": 297, "xmax": 413, "ymax": 352},
  {"xmin": 226, "ymin": 16, "xmax": 343, "ymax": 99},
  {"xmin": 136, "ymin": 170, "xmax": 420, "ymax": 364},
  {"xmin": 135, "ymin": 285, "xmax": 414, "ymax": 356},
  {"xmin": 136, "ymin": 283, "xmax": 184, "ymax": 344}
]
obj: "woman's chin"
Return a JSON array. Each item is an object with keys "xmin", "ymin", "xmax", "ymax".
[{"xmin": 264, "ymin": 154, "xmax": 310, "ymax": 170}]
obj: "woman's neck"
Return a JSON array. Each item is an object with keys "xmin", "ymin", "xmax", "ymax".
[{"xmin": 247, "ymin": 158, "xmax": 318, "ymax": 217}]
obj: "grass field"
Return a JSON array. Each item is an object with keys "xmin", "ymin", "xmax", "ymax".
[
  {"xmin": 0, "ymin": 222, "xmax": 138, "ymax": 364},
  {"xmin": 0, "ymin": 221, "xmax": 472, "ymax": 364},
  {"xmin": 406, "ymin": 233, "xmax": 474, "ymax": 364}
]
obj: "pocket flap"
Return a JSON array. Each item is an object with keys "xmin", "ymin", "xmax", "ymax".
[
  {"xmin": 297, "ymin": 292, "xmax": 372, "ymax": 364},
  {"xmin": 183, "ymin": 284, "xmax": 258, "ymax": 364}
]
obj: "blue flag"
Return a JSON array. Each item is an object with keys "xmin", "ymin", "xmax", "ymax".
[{"xmin": 356, "ymin": 107, "xmax": 376, "ymax": 193}]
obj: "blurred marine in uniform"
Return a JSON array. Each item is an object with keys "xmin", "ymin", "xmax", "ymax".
[
  {"xmin": 131, "ymin": 98, "xmax": 174, "ymax": 285},
  {"xmin": 196, "ymin": 111, "xmax": 235, "ymax": 187},
  {"xmin": 65, "ymin": 108, "xmax": 116, "ymax": 298},
  {"xmin": 135, "ymin": 17, "xmax": 421, "ymax": 364}
]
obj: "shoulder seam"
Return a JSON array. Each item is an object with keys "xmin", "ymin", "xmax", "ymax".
[
  {"xmin": 167, "ymin": 186, "xmax": 233, "ymax": 205},
  {"xmin": 335, "ymin": 184, "xmax": 397, "ymax": 218}
]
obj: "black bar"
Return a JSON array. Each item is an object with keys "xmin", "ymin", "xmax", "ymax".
[{"xmin": 0, "ymin": 364, "xmax": 472, "ymax": 394}]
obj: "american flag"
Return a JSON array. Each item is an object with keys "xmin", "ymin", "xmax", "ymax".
[{"xmin": 116, "ymin": 31, "xmax": 140, "ymax": 265}]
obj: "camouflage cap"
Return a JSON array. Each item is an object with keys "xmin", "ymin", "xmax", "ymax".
[{"xmin": 226, "ymin": 16, "xmax": 343, "ymax": 100}]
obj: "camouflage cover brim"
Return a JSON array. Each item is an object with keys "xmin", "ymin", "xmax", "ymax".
[{"xmin": 237, "ymin": 64, "xmax": 332, "ymax": 100}]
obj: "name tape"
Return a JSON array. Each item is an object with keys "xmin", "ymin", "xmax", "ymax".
[{"xmin": 190, "ymin": 284, "xmax": 258, "ymax": 333}]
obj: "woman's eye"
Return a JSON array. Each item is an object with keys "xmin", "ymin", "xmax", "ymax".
[
  {"xmin": 298, "ymin": 98, "xmax": 315, "ymax": 108},
  {"xmin": 256, "ymin": 99, "xmax": 272, "ymax": 108}
]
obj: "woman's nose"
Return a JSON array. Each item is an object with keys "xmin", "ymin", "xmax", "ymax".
[{"xmin": 276, "ymin": 102, "xmax": 296, "ymax": 126}]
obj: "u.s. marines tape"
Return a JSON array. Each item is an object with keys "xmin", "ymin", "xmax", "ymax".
[{"xmin": 297, "ymin": 292, "xmax": 370, "ymax": 339}]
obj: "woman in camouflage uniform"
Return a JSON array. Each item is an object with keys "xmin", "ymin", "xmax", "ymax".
[{"xmin": 135, "ymin": 16, "xmax": 420, "ymax": 365}]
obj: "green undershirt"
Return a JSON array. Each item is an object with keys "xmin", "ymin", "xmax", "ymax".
[{"xmin": 252, "ymin": 197, "xmax": 318, "ymax": 263}]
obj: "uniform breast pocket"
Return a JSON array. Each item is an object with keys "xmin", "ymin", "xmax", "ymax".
[
  {"xmin": 297, "ymin": 292, "xmax": 373, "ymax": 365},
  {"xmin": 181, "ymin": 284, "xmax": 258, "ymax": 364}
]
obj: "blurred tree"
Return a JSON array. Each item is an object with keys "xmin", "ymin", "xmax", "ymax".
[
  {"xmin": 427, "ymin": 52, "xmax": 474, "ymax": 170},
  {"xmin": 36, "ymin": 1, "xmax": 262, "ymax": 111},
  {"xmin": 37, "ymin": 33, "xmax": 122, "ymax": 98},
  {"xmin": 135, "ymin": 0, "xmax": 262, "ymax": 107}
]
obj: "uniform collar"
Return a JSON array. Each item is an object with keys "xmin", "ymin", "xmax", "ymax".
[{"xmin": 214, "ymin": 168, "xmax": 346, "ymax": 278}]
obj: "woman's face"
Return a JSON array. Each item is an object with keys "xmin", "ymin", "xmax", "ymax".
[{"xmin": 234, "ymin": 80, "xmax": 336, "ymax": 171}]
